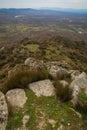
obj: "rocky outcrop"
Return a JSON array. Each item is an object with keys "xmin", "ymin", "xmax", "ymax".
[
  {"xmin": 28, "ymin": 79, "xmax": 55, "ymax": 97},
  {"xmin": 45, "ymin": 61, "xmax": 69, "ymax": 79},
  {"xmin": 24, "ymin": 59, "xmax": 70, "ymax": 79},
  {"xmin": 70, "ymin": 72, "xmax": 87, "ymax": 105},
  {"xmin": 69, "ymin": 70, "xmax": 81, "ymax": 80},
  {"xmin": 0, "ymin": 91, "xmax": 8, "ymax": 130},
  {"xmin": 24, "ymin": 57, "xmax": 46, "ymax": 70},
  {"xmin": 6, "ymin": 89, "xmax": 27, "ymax": 109},
  {"xmin": 46, "ymin": 61, "xmax": 69, "ymax": 69},
  {"xmin": 56, "ymin": 68, "xmax": 69, "ymax": 80},
  {"xmin": 46, "ymin": 64, "xmax": 60, "ymax": 78}
]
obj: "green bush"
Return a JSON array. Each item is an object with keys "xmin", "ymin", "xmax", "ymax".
[
  {"xmin": 54, "ymin": 80, "xmax": 72, "ymax": 102},
  {"xmin": 0, "ymin": 65, "xmax": 50, "ymax": 93}
]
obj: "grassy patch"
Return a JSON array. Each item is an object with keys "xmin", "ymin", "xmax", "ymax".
[
  {"xmin": 24, "ymin": 90, "xmax": 37, "ymax": 130},
  {"xmin": 6, "ymin": 110, "xmax": 23, "ymax": 130},
  {"xmin": 25, "ymin": 90, "xmax": 85, "ymax": 130},
  {"xmin": 23, "ymin": 44, "xmax": 39, "ymax": 53},
  {"xmin": 45, "ymin": 45, "xmax": 60, "ymax": 60},
  {"xmin": 6, "ymin": 89, "xmax": 86, "ymax": 130}
]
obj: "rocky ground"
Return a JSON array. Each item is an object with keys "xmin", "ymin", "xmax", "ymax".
[{"xmin": 0, "ymin": 57, "xmax": 87, "ymax": 130}]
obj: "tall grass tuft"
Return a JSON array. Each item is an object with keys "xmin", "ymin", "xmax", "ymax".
[{"xmin": 54, "ymin": 80, "xmax": 72, "ymax": 102}]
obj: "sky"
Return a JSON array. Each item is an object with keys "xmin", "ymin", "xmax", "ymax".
[{"xmin": 0, "ymin": 0, "xmax": 87, "ymax": 9}]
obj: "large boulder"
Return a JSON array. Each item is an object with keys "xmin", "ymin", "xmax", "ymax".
[
  {"xmin": 70, "ymin": 72, "xmax": 87, "ymax": 105},
  {"xmin": 28, "ymin": 79, "xmax": 55, "ymax": 97},
  {"xmin": 6, "ymin": 89, "xmax": 27, "ymax": 110},
  {"xmin": 0, "ymin": 91, "xmax": 8, "ymax": 130}
]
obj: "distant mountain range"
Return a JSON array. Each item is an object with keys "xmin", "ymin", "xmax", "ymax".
[
  {"xmin": 40, "ymin": 7, "xmax": 87, "ymax": 14},
  {"xmin": 0, "ymin": 8, "xmax": 87, "ymax": 14}
]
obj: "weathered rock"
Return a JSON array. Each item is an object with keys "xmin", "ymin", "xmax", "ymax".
[
  {"xmin": 48, "ymin": 119, "xmax": 56, "ymax": 128},
  {"xmin": 69, "ymin": 70, "xmax": 81, "ymax": 80},
  {"xmin": 70, "ymin": 72, "xmax": 87, "ymax": 105},
  {"xmin": 37, "ymin": 111, "xmax": 46, "ymax": 130},
  {"xmin": 0, "ymin": 91, "xmax": 8, "ymax": 130},
  {"xmin": 76, "ymin": 72, "xmax": 87, "ymax": 79},
  {"xmin": 24, "ymin": 57, "xmax": 45, "ymax": 70},
  {"xmin": 57, "ymin": 60, "xmax": 70, "ymax": 68},
  {"xmin": 6, "ymin": 89, "xmax": 27, "ymax": 109},
  {"xmin": 0, "ymin": 47, "xmax": 5, "ymax": 52},
  {"xmin": 28, "ymin": 79, "xmax": 55, "ymax": 97},
  {"xmin": 46, "ymin": 61, "xmax": 70, "ymax": 69},
  {"xmin": 57, "ymin": 124, "xmax": 64, "ymax": 130},
  {"xmin": 46, "ymin": 61, "xmax": 69, "ymax": 79},
  {"xmin": 59, "ymin": 80, "xmax": 69, "ymax": 87},
  {"xmin": 22, "ymin": 115, "xmax": 30, "ymax": 127},
  {"xmin": 14, "ymin": 115, "xmax": 30, "ymax": 130},
  {"xmin": 25, "ymin": 57, "xmax": 37, "ymax": 66},
  {"xmin": 46, "ymin": 64, "xmax": 60, "ymax": 78}
]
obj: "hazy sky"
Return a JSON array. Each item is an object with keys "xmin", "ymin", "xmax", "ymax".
[{"xmin": 0, "ymin": 0, "xmax": 87, "ymax": 9}]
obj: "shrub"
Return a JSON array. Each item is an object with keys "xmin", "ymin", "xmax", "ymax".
[
  {"xmin": 0, "ymin": 65, "xmax": 50, "ymax": 93},
  {"xmin": 54, "ymin": 80, "xmax": 72, "ymax": 102}
]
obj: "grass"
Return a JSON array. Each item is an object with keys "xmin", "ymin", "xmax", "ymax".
[
  {"xmin": 62, "ymin": 54, "xmax": 72, "ymax": 64},
  {"xmin": 6, "ymin": 110, "xmax": 23, "ymax": 130},
  {"xmin": 6, "ymin": 90, "xmax": 85, "ymax": 130},
  {"xmin": 76, "ymin": 92, "xmax": 87, "ymax": 113}
]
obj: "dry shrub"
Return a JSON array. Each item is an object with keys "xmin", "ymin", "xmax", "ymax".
[{"xmin": 1, "ymin": 65, "xmax": 49, "ymax": 93}]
